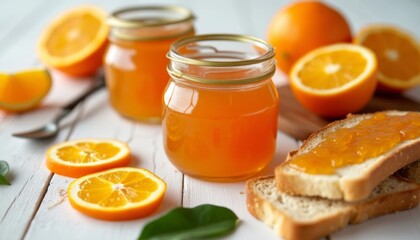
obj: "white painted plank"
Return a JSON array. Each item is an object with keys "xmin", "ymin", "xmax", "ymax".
[
  {"xmin": 333, "ymin": 207, "xmax": 420, "ymax": 240},
  {"xmin": 0, "ymin": 102, "xmax": 82, "ymax": 240},
  {"xmin": 1, "ymin": 1, "xmax": 188, "ymax": 239},
  {"xmin": 0, "ymin": 69, "xmax": 101, "ymax": 239},
  {"xmin": 25, "ymin": 90, "xmax": 184, "ymax": 240},
  {"xmin": 1, "ymin": 1, "xmax": 419, "ymax": 240},
  {"xmin": 0, "ymin": 1, "xmax": 104, "ymax": 238}
]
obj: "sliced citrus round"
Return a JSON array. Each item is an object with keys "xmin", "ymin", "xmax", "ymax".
[
  {"xmin": 67, "ymin": 167, "xmax": 166, "ymax": 221},
  {"xmin": 46, "ymin": 138, "xmax": 130, "ymax": 178},
  {"xmin": 354, "ymin": 25, "xmax": 420, "ymax": 93},
  {"xmin": 37, "ymin": 5, "xmax": 109, "ymax": 77},
  {"xmin": 290, "ymin": 44, "xmax": 378, "ymax": 118},
  {"xmin": 0, "ymin": 69, "xmax": 51, "ymax": 113}
]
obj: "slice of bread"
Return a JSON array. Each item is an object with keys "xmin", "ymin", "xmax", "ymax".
[
  {"xmin": 246, "ymin": 171, "xmax": 420, "ymax": 240},
  {"xmin": 275, "ymin": 111, "xmax": 420, "ymax": 201}
]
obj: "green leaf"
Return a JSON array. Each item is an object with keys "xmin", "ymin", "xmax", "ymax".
[
  {"xmin": 0, "ymin": 160, "xmax": 10, "ymax": 185},
  {"xmin": 139, "ymin": 204, "xmax": 239, "ymax": 240}
]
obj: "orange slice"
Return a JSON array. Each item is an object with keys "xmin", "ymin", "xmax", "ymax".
[
  {"xmin": 37, "ymin": 6, "xmax": 109, "ymax": 77},
  {"xmin": 67, "ymin": 167, "xmax": 166, "ymax": 221},
  {"xmin": 0, "ymin": 69, "xmax": 51, "ymax": 113},
  {"xmin": 290, "ymin": 44, "xmax": 378, "ymax": 118},
  {"xmin": 46, "ymin": 139, "xmax": 130, "ymax": 178},
  {"xmin": 354, "ymin": 25, "xmax": 420, "ymax": 92}
]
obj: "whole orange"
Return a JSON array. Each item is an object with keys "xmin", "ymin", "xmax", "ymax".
[{"xmin": 267, "ymin": 1, "xmax": 352, "ymax": 74}]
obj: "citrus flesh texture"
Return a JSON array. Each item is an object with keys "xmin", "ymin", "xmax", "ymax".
[
  {"xmin": 290, "ymin": 44, "xmax": 378, "ymax": 118},
  {"xmin": 67, "ymin": 167, "xmax": 167, "ymax": 221},
  {"xmin": 355, "ymin": 25, "xmax": 420, "ymax": 92},
  {"xmin": 46, "ymin": 139, "xmax": 130, "ymax": 178},
  {"xmin": 0, "ymin": 69, "xmax": 51, "ymax": 113}
]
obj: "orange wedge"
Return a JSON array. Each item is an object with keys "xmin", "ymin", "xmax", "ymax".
[
  {"xmin": 46, "ymin": 139, "xmax": 130, "ymax": 178},
  {"xmin": 37, "ymin": 6, "xmax": 109, "ymax": 77},
  {"xmin": 354, "ymin": 25, "xmax": 420, "ymax": 93},
  {"xmin": 67, "ymin": 167, "xmax": 166, "ymax": 221},
  {"xmin": 0, "ymin": 69, "xmax": 51, "ymax": 113},
  {"xmin": 290, "ymin": 44, "xmax": 378, "ymax": 118}
]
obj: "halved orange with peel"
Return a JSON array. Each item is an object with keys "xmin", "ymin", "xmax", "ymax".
[
  {"xmin": 46, "ymin": 139, "xmax": 130, "ymax": 178},
  {"xmin": 67, "ymin": 167, "xmax": 166, "ymax": 221},
  {"xmin": 290, "ymin": 44, "xmax": 378, "ymax": 118},
  {"xmin": 0, "ymin": 69, "xmax": 51, "ymax": 113},
  {"xmin": 37, "ymin": 6, "xmax": 109, "ymax": 77},
  {"xmin": 354, "ymin": 25, "xmax": 420, "ymax": 93}
]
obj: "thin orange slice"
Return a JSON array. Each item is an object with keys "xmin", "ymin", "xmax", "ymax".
[
  {"xmin": 67, "ymin": 167, "xmax": 166, "ymax": 221},
  {"xmin": 290, "ymin": 44, "xmax": 377, "ymax": 118},
  {"xmin": 354, "ymin": 25, "xmax": 420, "ymax": 92},
  {"xmin": 37, "ymin": 6, "xmax": 109, "ymax": 77},
  {"xmin": 46, "ymin": 139, "xmax": 130, "ymax": 178},
  {"xmin": 0, "ymin": 69, "xmax": 51, "ymax": 113}
]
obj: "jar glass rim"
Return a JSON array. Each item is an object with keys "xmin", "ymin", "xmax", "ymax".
[
  {"xmin": 107, "ymin": 5, "xmax": 195, "ymax": 28},
  {"xmin": 167, "ymin": 34, "xmax": 275, "ymax": 67},
  {"xmin": 167, "ymin": 34, "xmax": 276, "ymax": 85}
]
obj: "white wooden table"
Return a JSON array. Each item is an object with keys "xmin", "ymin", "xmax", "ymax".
[{"xmin": 1, "ymin": 0, "xmax": 419, "ymax": 239}]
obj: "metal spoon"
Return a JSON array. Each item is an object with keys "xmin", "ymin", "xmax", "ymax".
[{"xmin": 12, "ymin": 76, "xmax": 106, "ymax": 139}]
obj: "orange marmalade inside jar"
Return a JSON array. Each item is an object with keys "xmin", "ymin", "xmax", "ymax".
[
  {"xmin": 104, "ymin": 6, "xmax": 195, "ymax": 122},
  {"xmin": 163, "ymin": 34, "xmax": 278, "ymax": 182},
  {"xmin": 289, "ymin": 112, "xmax": 420, "ymax": 174}
]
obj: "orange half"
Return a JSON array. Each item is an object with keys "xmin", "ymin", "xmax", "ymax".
[
  {"xmin": 354, "ymin": 25, "xmax": 420, "ymax": 92},
  {"xmin": 290, "ymin": 44, "xmax": 378, "ymax": 118},
  {"xmin": 37, "ymin": 6, "xmax": 109, "ymax": 77},
  {"xmin": 67, "ymin": 167, "xmax": 166, "ymax": 221}
]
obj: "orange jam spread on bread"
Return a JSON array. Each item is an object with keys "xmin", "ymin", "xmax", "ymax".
[{"xmin": 289, "ymin": 112, "xmax": 420, "ymax": 174}]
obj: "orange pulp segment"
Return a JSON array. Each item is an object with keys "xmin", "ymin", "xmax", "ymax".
[
  {"xmin": 290, "ymin": 44, "xmax": 378, "ymax": 118},
  {"xmin": 46, "ymin": 138, "xmax": 130, "ymax": 178},
  {"xmin": 67, "ymin": 167, "xmax": 166, "ymax": 221},
  {"xmin": 354, "ymin": 25, "xmax": 420, "ymax": 92},
  {"xmin": 0, "ymin": 69, "xmax": 51, "ymax": 113}
]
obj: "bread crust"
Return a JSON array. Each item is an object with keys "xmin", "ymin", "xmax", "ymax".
[
  {"xmin": 246, "ymin": 176, "xmax": 420, "ymax": 240},
  {"xmin": 275, "ymin": 111, "xmax": 420, "ymax": 201}
]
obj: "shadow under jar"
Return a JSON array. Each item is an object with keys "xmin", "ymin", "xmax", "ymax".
[
  {"xmin": 163, "ymin": 34, "xmax": 279, "ymax": 182},
  {"xmin": 104, "ymin": 6, "xmax": 195, "ymax": 123}
]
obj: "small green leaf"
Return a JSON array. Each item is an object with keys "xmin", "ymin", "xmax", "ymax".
[
  {"xmin": 139, "ymin": 204, "xmax": 239, "ymax": 240},
  {"xmin": 0, "ymin": 160, "xmax": 10, "ymax": 185}
]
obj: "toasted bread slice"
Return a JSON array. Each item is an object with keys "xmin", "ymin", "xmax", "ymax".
[
  {"xmin": 275, "ymin": 111, "xmax": 420, "ymax": 201},
  {"xmin": 246, "ymin": 171, "xmax": 420, "ymax": 240}
]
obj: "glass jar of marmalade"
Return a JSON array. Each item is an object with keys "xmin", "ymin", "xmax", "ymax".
[
  {"xmin": 104, "ymin": 6, "xmax": 195, "ymax": 122},
  {"xmin": 163, "ymin": 34, "xmax": 278, "ymax": 181}
]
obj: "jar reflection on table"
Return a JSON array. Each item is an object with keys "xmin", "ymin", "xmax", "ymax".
[
  {"xmin": 163, "ymin": 34, "xmax": 279, "ymax": 182},
  {"xmin": 104, "ymin": 6, "xmax": 195, "ymax": 122}
]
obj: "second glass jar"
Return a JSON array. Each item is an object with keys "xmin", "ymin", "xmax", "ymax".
[
  {"xmin": 163, "ymin": 34, "xmax": 279, "ymax": 182},
  {"xmin": 104, "ymin": 6, "xmax": 195, "ymax": 122}
]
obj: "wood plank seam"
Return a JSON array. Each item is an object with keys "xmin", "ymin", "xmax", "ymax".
[
  {"xmin": 181, "ymin": 174, "xmax": 185, "ymax": 207},
  {"xmin": 22, "ymin": 173, "xmax": 54, "ymax": 239},
  {"xmin": 0, "ymin": 176, "xmax": 33, "ymax": 224},
  {"xmin": 21, "ymin": 100, "xmax": 85, "ymax": 236},
  {"xmin": 151, "ymin": 133, "xmax": 159, "ymax": 174}
]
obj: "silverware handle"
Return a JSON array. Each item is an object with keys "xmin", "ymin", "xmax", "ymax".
[{"xmin": 54, "ymin": 76, "xmax": 106, "ymax": 123}]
